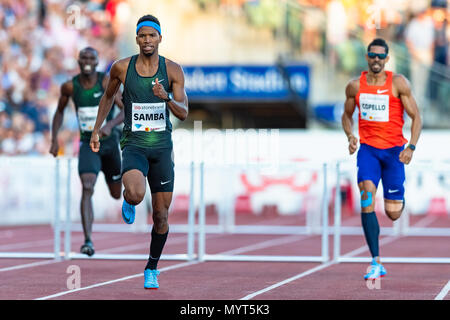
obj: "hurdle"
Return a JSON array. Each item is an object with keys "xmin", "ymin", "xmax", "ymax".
[
  {"xmin": 63, "ymin": 160, "xmax": 197, "ymax": 261},
  {"xmin": 333, "ymin": 160, "xmax": 450, "ymax": 264},
  {"xmin": 0, "ymin": 157, "xmax": 63, "ymax": 259},
  {"xmin": 197, "ymin": 162, "xmax": 330, "ymax": 263},
  {"xmin": 0, "ymin": 157, "xmax": 197, "ymax": 261}
]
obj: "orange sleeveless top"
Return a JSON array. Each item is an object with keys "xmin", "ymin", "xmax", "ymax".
[{"xmin": 355, "ymin": 71, "xmax": 407, "ymax": 149}]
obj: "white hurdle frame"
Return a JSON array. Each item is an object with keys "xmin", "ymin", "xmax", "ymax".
[
  {"xmin": 2, "ymin": 157, "xmax": 448, "ymax": 265},
  {"xmin": 197, "ymin": 162, "xmax": 330, "ymax": 263},
  {"xmin": 64, "ymin": 160, "xmax": 197, "ymax": 261},
  {"xmin": 0, "ymin": 157, "xmax": 62, "ymax": 259},
  {"xmin": 333, "ymin": 161, "xmax": 450, "ymax": 264},
  {"xmin": 0, "ymin": 158, "xmax": 197, "ymax": 261},
  {"xmin": 333, "ymin": 160, "xmax": 450, "ymax": 237}
]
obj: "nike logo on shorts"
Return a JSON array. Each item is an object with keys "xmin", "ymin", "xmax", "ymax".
[
  {"xmin": 388, "ymin": 189, "xmax": 399, "ymax": 193},
  {"xmin": 152, "ymin": 79, "xmax": 164, "ymax": 85},
  {"xmin": 112, "ymin": 174, "xmax": 122, "ymax": 181},
  {"xmin": 160, "ymin": 180, "xmax": 171, "ymax": 185},
  {"xmin": 93, "ymin": 92, "xmax": 102, "ymax": 98},
  {"xmin": 377, "ymin": 89, "xmax": 388, "ymax": 94}
]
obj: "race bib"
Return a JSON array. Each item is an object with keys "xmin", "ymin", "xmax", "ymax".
[
  {"xmin": 132, "ymin": 102, "xmax": 167, "ymax": 132},
  {"xmin": 78, "ymin": 106, "xmax": 104, "ymax": 132},
  {"xmin": 359, "ymin": 93, "xmax": 389, "ymax": 122}
]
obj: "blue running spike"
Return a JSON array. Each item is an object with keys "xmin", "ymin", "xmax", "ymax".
[
  {"xmin": 364, "ymin": 259, "xmax": 386, "ymax": 280},
  {"xmin": 144, "ymin": 269, "xmax": 160, "ymax": 289},
  {"xmin": 121, "ymin": 199, "xmax": 136, "ymax": 224}
]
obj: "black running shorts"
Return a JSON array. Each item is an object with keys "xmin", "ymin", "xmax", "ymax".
[
  {"xmin": 121, "ymin": 145, "xmax": 174, "ymax": 193},
  {"xmin": 78, "ymin": 136, "xmax": 122, "ymax": 183}
]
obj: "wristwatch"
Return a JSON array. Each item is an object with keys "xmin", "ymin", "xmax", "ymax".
[
  {"xmin": 164, "ymin": 92, "xmax": 172, "ymax": 103},
  {"xmin": 407, "ymin": 144, "xmax": 416, "ymax": 151}
]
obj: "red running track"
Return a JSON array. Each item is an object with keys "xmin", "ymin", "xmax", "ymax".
[{"xmin": 0, "ymin": 212, "xmax": 449, "ymax": 300}]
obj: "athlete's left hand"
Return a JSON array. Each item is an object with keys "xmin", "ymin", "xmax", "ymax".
[
  {"xmin": 152, "ymin": 78, "xmax": 169, "ymax": 101},
  {"xmin": 399, "ymin": 148, "xmax": 413, "ymax": 165},
  {"xmin": 90, "ymin": 131, "xmax": 100, "ymax": 153}
]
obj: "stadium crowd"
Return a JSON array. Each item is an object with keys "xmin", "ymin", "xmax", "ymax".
[
  {"xmin": 1, "ymin": 0, "xmax": 449, "ymax": 155},
  {"xmin": 0, "ymin": 0, "xmax": 121, "ymax": 155}
]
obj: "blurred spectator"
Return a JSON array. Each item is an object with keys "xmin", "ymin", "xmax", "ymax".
[
  {"xmin": 301, "ymin": 7, "xmax": 325, "ymax": 54},
  {"xmin": 405, "ymin": 9, "xmax": 435, "ymax": 105},
  {"xmin": 391, "ymin": 26, "xmax": 411, "ymax": 80},
  {"xmin": 15, "ymin": 115, "xmax": 36, "ymax": 155},
  {"xmin": 1, "ymin": 128, "xmax": 16, "ymax": 155},
  {"xmin": 1, "ymin": 0, "xmax": 449, "ymax": 154},
  {"xmin": 325, "ymin": 0, "xmax": 347, "ymax": 67},
  {"xmin": 429, "ymin": 9, "xmax": 449, "ymax": 102},
  {"xmin": 0, "ymin": 0, "xmax": 120, "ymax": 156},
  {"xmin": 433, "ymin": 9, "xmax": 448, "ymax": 66},
  {"xmin": 335, "ymin": 34, "xmax": 367, "ymax": 76},
  {"xmin": 326, "ymin": 0, "xmax": 347, "ymax": 47}
]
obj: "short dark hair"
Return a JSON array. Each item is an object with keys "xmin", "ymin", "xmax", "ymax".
[
  {"xmin": 79, "ymin": 47, "xmax": 98, "ymax": 58},
  {"xmin": 137, "ymin": 15, "xmax": 160, "ymax": 27},
  {"xmin": 367, "ymin": 38, "xmax": 389, "ymax": 55}
]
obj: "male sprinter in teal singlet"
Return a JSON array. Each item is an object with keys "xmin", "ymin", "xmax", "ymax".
[
  {"xmin": 50, "ymin": 47, "xmax": 125, "ymax": 257},
  {"xmin": 90, "ymin": 15, "xmax": 188, "ymax": 289}
]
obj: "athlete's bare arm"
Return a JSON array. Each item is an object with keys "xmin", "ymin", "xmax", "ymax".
[
  {"xmin": 393, "ymin": 74, "xmax": 422, "ymax": 164},
  {"xmin": 49, "ymin": 81, "xmax": 73, "ymax": 157},
  {"xmin": 152, "ymin": 59, "xmax": 188, "ymax": 121},
  {"xmin": 98, "ymin": 74, "xmax": 125, "ymax": 138},
  {"xmin": 90, "ymin": 58, "xmax": 129, "ymax": 152},
  {"xmin": 342, "ymin": 79, "xmax": 359, "ymax": 155}
]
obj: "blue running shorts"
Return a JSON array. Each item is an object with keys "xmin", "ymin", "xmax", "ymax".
[{"xmin": 356, "ymin": 143, "xmax": 405, "ymax": 200}]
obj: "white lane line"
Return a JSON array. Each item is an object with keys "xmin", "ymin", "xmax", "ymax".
[
  {"xmin": 99, "ymin": 233, "xmax": 224, "ymax": 254},
  {"xmin": 239, "ymin": 239, "xmax": 381, "ymax": 300},
  {"xmin": 411, "ymin": 215, "xmax": 438, "ymax": 228},
  {"xmin": 35, "ymin": 261, "xmax": 199, "ymax": 300},
  {"xmin": 34, "ymin": 234, "xmax": 312, "ymax": 300},
  {"xmin": 0, "ymin": 233, "xmax": 181, "ymax": 272},
  {"xmin": 0, "ymin": 260, "xmax": 59, "ymax": 272},
  {"xmin": 240, "ymin": 215, "xmax": 436, "ymax": 300},
  {"xmin": 241, "ymin": 262, "xmax": 335, "ymax": 300},
  {"xmin": 0, "ymin": 239, "xmax": 55, "ymax": 251},
  {"xmin": 435, "ymin": 280, "xmax": 450, "ymax": 300},
  {"xmin": 3, "ymin": 209, "xmax": 295, "ymax": 279},
  {"xmin": 99, "ymin": 234, "xmax": 189, "ymax": 253},
  {"xmin": 0, "ymin": 233, "xmax": 216, "ymax": 274},
  {"xmin": 99, "ymin": 232, "xmax": 301, "ymax": 255},
  {"xmin": 0, "ymin": 233, "xmax": 113, "ymax": 251},
  {"xmin": 30, "ymin": 214, "xmax": 445, "ymax": 300},
  {"xmin": 0, "ymin": 230, "xmax": 15, "ymax": 239},
  {"xmin": 219, "ymin": 234, "xmax": 310, "ymax": 256},
  {"xmin": 341, "ymin": 235, "xmax": 401, "ymax": 258}
]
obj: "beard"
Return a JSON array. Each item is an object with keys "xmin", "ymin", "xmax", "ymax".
[
  {"xmin": 369, "ymin": 62, "xmax": 383, "ymax": 74},
  {"xmin": 142, "ymin": 50, "xmax": 154, "ymax": 57}
]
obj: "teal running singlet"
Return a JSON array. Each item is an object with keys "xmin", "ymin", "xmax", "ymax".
[
  {"xmin": 72, "ymin": 72, "xmax": 116, "ymax": 142},
  {"xmin": 120, "ymin": 55, "xmax": 172, "ymax": 149}
]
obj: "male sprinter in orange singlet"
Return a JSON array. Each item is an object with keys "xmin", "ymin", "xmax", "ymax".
[{"xmin": 341, "ymin": 38, "xmax": 422, "ymax": 280}]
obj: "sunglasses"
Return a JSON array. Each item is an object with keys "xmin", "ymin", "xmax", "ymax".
[{"xmin": 368, "ymin": 52, "xmax": 388, "ymax": 59}]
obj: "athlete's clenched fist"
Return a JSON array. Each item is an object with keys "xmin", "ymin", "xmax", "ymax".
[{"xmin": 152, "ymin": 78, "xmax": 169, "ymax": 101}]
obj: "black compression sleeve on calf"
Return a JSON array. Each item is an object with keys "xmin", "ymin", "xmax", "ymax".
[
  {"xmin": 361, "ymin": 211, "xmax": 380, "ymax": 258},
  {"xmin": 145, "ymin": 228, "xmax": 169, "ymax": 270}
]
